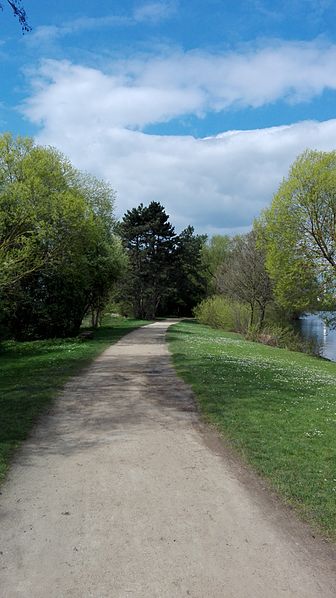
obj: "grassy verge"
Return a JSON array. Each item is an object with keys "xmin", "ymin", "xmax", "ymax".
[
  {"xmin": 168, "ymin": 320, "xmax": 336, "ymax": 539},
  {"xmin": 0, "ymin": 316, "xmax": 148, "ymax": 482}
]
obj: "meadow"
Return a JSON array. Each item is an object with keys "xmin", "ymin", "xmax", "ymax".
[{"xmin": 168, "ymin": 320, "xmax": 336, "ymax": 539}]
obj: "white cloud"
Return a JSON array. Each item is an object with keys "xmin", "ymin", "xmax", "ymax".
[
  {"xmin": 252, "ymin": 0, "xmax": 332, "ymax": 21},
  {"xmin": 24, "ymin": 116, "xmax": 336, "ymax": 233},
  {"xmin": 28, "ymin": 2, "xmax": 177, "ymax": 45},
  {"xmin": 114, "ymin": 40, "xmax": 336, "ymax": 111},
  {"xmin": 23, "ymin": 60, "xmax": 203, "ymax": 130},
  {"xmin": 55, "ymin": 15, "xmax": 128, "ymax": 31},
  {"xmin": 134, "ymin": 1, "xmax": 177, "ymax": 23},
  {"xmin": 27, "ymin": 15, "xmax": 130, "ymax": 45},
  {"xmin": 24, "ymin": 41, "xmax": 336, "ymax": 132},
  {"xmin": 21, "ymin": 43, "xmax": 336, "ymax": 233}
]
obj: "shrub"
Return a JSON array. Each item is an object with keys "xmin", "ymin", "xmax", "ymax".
[{"xmin": 194, "ymin": 296, "xmax": 250, "ymax": 333}]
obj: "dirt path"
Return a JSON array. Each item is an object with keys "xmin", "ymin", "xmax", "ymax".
[{"xmin": 0, "ymin": 321, "xmax": 335, "ymax": 597}]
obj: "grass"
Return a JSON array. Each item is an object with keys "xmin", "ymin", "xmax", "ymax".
[
  {"xmin": 0, "ymin": 316, "xmax": 148, "ymax": 482},
  {"xmin": 168, "ymin": 320, "xmax": 336, "ymax": 539}
]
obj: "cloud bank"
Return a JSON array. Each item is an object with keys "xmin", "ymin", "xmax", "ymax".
[
  {"xmin": 25, "ymin": 41, "xmax": 336, "ymax": 128},
  {"xmin": 21, "ymin": 40, "xmax": 336, "ymax": 233}
]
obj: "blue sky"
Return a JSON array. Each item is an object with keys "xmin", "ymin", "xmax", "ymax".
[{"xmin": 1, "ymin": 0, "xmax": 336, "ymax": 232}]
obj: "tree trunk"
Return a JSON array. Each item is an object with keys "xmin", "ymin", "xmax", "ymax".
[
  {"xmin": 91, "ymin": 308, "xmax": 99, "ymax": 329},
  {"xmin": 258, "ymin": 304, "xmax": 266, "ymax": 330},
  {"xmin": 249, "ymin": 302, "xmax": 255, "ymax": 328}
]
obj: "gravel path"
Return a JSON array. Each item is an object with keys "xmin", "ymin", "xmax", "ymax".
[{"xmin": 0, "ymin": 320, "xmax": 335, "ymax": 597}]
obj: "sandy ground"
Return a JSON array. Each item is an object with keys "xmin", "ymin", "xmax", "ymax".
[{"xmin": 0, "ymin": 320, "xmax": 335, "ymax": 598}]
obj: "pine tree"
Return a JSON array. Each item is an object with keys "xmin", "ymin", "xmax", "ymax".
[
  {"xmin": 164, "ymin": 226, "xmax": 208, "ymax": 316},
  {"xmin": 120, "ymin": 202, "xmax": 176, "ymax": 319}
]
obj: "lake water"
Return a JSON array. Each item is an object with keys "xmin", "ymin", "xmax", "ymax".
[{"xmin": 298, "ymin": 313, "xmax": 336, "ymax": 362}]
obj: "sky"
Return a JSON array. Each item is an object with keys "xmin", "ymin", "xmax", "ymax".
[{"xmin": 1, "ymin": 0, "xmax": 336, "ymax": 234}]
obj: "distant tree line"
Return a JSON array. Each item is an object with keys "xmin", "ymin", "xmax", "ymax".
[
  {"xmin": 1, "ymin": 132, "xmax": 335, "ymax": 342},
  {"xmin": 0, "ymin": 134, "xmax": 208, "ymax": 340},
  {"xmin": 197, "ymin": 148, "xmax": 336, "ymax": 344},
  {"xmin": 198, "ymin": 229, "xmax": 275, "ymax": 333}
]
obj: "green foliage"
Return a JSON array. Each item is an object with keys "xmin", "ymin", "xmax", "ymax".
[
  {"xmin": 217, "ymin": 230, "xmax": 273, "ymax": 328},
  {"xmin": 0, "ymin": 133, "xmax": 39, "ymax": 288},
  {"xmin": 194, "ymin": 295, "xmax": 250, "ymax": 333},
  {"xmin": 245, "ymin": 323, "xmax": 320, "ymax": 355},
  {"xmin": 194, "ymin": 295, "xmax": 318, "ymax": 355},
  {"xmin": 164, "ymin": 225, "xmax": 208, "ymax": 316},
  {"xmin": 260, "ymin": 149, "xmax": 336, "ymax": 311},
  {"xmin": 119, "ymin": 201, "xmax": 176, "ymax": 319},
  {"xmin": 201, "ymin": 234, "xmax": 231, "ymax": 293},
  {"xmin": 0, "ymin": 133, "xmax": 125, "ymax": 339},
  {"xmin": 168, "ymin": 321, "xmax": 336, "ymax": 538},
  {"xmin": 263, "ymin": 301, "xmax": 300, "ymax": 328},
  {"xmin": 197, "ymin": 231, "xmax": 278, "ymax": 332},
  {"xmin": 119, "ymin": 203, "xmax": 207, "ymax": 318}
]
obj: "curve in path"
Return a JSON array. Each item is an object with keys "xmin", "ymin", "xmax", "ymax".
[{"xmin": 0, "ymin": 321, "xmax": 335, "ymax": 597}]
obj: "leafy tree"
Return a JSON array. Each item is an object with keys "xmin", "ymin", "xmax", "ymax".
[
  {"xmin": 260, "ymin": 149, "xmax": 336, "ymax": 312},
  {"xmin": 201, "ymin": 234, "xmax": 231, "ymax": 294},
  {"xmin": 73, "ymin": 173, "xmax": 127, "ymax": 328},
  {"xmin": 0, "ymin": 0, "xmax": 31, "ymax": 32},
  {"xmin": 0, "ymin": 134, "xmax": 68, "ymax": 290},
  {"xmin": 119, "ymin": 202, "xmax": 176, "ymax": 319},
  {"xmin": 216, "ymin": 231, "xmax": 273, "ymax": 328},
  {"xmin": 0, "ymin": 133, "xmax": 124, "ymax": 339}
]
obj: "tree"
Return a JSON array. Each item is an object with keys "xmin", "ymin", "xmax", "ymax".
[
  {"xmin": 0, "ymin": 133, "xmax": 69, "ymax": 291},
  {"xmin": 73, "ymin": 173, "xmax": 127, "ymax": 328},
  {"xmin": 0, "ymin": 133, "xmax": 124, "ymax": 339},
  {"xmin": 163, "ymin": 225, "xmax": 208, "ymax": 316},
  {"xmin": 260, "ymin": 149, "xmax": 336, "ymax": 312},
  {"xmin": 0, "ymin": 0, "xmax": 31, "ymax": 32},
  {"xmin": 201, "ymin": 234, "xmax": 231, "ymax": 294},
  {"xmin": 120, "ymin": 202, "xmax": 176, "ymax": 319},
  {"xmin": 216, "ymin": 230, "xmax": 273, "ymax": 329}
]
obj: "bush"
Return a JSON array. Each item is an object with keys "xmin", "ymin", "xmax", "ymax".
[
  {"xmin": 245, "ymin": 323, "xmax": 321, "ymax": 355},
  {"xmin": 194, "ymin": 296, "xmax": 250, "ymax": 333}
]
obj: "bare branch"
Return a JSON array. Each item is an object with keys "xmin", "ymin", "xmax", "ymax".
[{"xmin": 0, "ymin": 0, "xmax": 31, "ymax": 32}]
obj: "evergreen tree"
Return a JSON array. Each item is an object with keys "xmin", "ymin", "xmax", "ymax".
[
  {"xmin": 163, "ymin": 226, "xmax": 208, "ymax": 316},
  {"xmin": 120, "ymin": 202, "xmax": 176, "ymax": 319}
]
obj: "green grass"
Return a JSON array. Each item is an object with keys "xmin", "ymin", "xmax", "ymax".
[
  {"xmin": 0, "ymin": 316, "xmax": 148, "ymax": 482},
  {"xmin": 168, "ymin": 320, "xmax": 336, "ymax": 539}
]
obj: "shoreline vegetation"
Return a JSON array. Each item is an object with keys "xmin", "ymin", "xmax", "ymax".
[
  {"xmin": 0, "ymin": 316, "xmax": 147, "ymax": 482},
  {"xmin": 194, "ymin": 295, "xmax": 322, "ymax": 357},
  {"xmin": 168, "ymin": 320, "xmax": 336, "ymax": 540}
]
